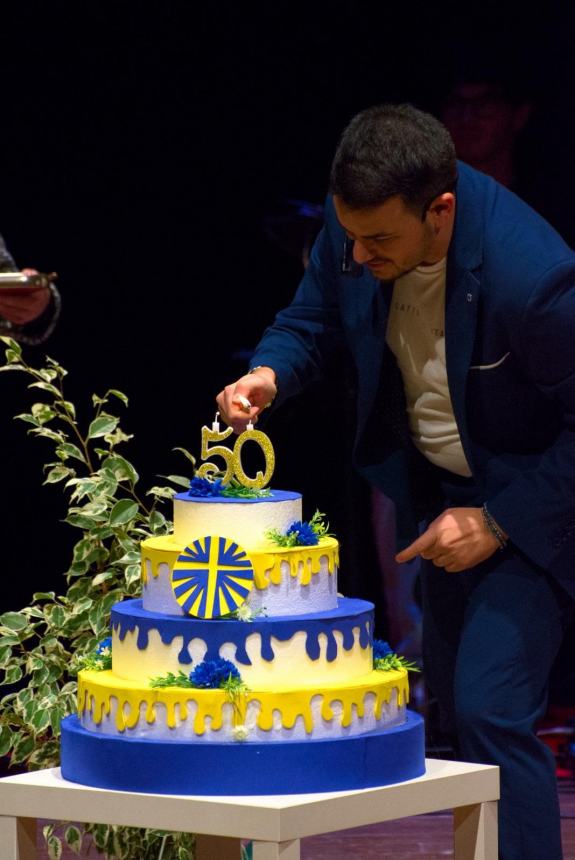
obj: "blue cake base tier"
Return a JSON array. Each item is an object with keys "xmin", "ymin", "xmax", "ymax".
[{"xmin": 60, "ymin": 711, "xmax": 425, "ymax": 795}]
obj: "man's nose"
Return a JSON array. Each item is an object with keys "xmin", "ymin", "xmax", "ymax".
[{"xmin": 352, "ymin": 240, "xmax": 375, "ymax": 264}]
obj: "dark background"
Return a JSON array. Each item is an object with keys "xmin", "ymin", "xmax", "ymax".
[{"xmin": 1, "ymin": 1, "xmax": 575, "ymax": 651}]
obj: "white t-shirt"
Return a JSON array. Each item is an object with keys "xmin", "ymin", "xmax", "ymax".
[{"xmin": 385, "ymin": 257, "xmax": 472, "ymax": 477}]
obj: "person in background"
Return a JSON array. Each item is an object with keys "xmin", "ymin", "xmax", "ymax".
[
  {"xmin": 216, "ymin": 103, "xmax": 575, "ymax": 859},
  {"xmin": 0, "ymin": 232, "xmax": 60, "ymax": 343},
  {"xmin": 438, "ymin": 66, "xmax": 575, "ymax": 251},
  {"xmin": 439, "ymin": 75, "xmax": 532, "ymax": 190}
]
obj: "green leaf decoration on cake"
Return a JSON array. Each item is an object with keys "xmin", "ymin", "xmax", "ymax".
[
  {"xmin": 374, "ymin": 654, "xmax": 420, "ymax": 673},
  {"xmin": 221, "ymin": 476, "xmax": 272, "ymax": 498},
  {"xmin": 149, "ymin": 660, "xmax": 250, "ymax": 729},
  {"xmin": 373, "ymin": 638, "xmax": 420, "ymax": 673},
  {"xmin": 149, "ymin": 671, "xmax": 193, "ymax": 689},
  {"xmin": 266, "ymin": 509, "xmax": 333, "ymax": 547},
  {"xmin": 221, "ymin": 604, "xmax": 266, "ymax": 622},
  {"xmin": 150, "ymin": 658, "xmax": 249, "ymax": 693},
  {"xmin": 220, "ymin": 672, "xmax": 249, "ymax": 701},
  {"xmin": 188, "ymin": 474, "xmax": 271, "ymax": 499}
]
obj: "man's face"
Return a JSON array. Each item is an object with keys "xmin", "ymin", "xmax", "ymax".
[{"xmin": 333, "ymin": 194, "xmax": 441, "ymax": 282}]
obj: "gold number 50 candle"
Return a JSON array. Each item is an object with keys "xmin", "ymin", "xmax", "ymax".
[{"xmin": 196, "ymin": 415, "xmax": 275, "ymax": 489}]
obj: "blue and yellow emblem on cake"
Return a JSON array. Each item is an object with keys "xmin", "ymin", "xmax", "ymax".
[{"xmin": 172, "ymin": 536, "xmax": 255, "ymax": 618}]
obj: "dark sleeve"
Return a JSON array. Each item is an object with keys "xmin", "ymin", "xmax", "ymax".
[
  {"xmin": 487, "ymin": 261, "xmax": 575, "ymax": 581},
  {"xmin": 249, "ymin": 211, "xmax": 345, "ymax": 408},
  {"xmin": 0, "ymin": 233, "xmax": 17, "ymax": 272}
]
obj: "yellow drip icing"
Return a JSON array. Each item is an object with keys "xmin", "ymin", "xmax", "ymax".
[
  {"xmin": 78, "ymin": 668, "xmax": 408, "ymax": 736},
  {"xmin": 141, "ymin": 536, "xmax": 339, "ymax": 591},
  {"xmin": 140, "ymin": 536, "xmax": 180, "ymax": 586},
  {"xmin": 320, "ymin": 698, "xmax": 333, "ymax": 723}
]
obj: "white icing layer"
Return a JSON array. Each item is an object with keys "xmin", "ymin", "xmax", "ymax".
[{"xmin": 173, "ymin": 492, "xmax": 302, "ymax": 546}]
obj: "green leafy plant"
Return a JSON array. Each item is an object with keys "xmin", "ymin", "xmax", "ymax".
[
  {"xmin": 77, "ymin": 637, "xmax": 113, "ymax": 671},
  {"xmin": 0, "ymin": 337, "xmax": 196, "ymax": 859}
]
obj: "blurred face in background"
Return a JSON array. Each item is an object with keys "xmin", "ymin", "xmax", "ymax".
[{"xmin": 440, "ymin": 81, "xmax": 531, "ymax": 168}]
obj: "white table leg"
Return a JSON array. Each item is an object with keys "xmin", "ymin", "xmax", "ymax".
[
  {"xmin": 0, "ymin": 816, "xmax": 37, "ymax": 860},
  {"xmin": 454, "ymin": 801, "xmax": 498, "ymax": 860},
  {"xmin": 195, "ymin": 834, "xmax": 242, "ymax": 858},
  {"xmin": 252, "ymin": 839, "xmax": 300, "ymax": 860}
]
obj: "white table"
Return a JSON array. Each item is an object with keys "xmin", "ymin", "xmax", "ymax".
[{"xmin": 0, "ymin": 758, "xmax": 499, "ymax": 860}]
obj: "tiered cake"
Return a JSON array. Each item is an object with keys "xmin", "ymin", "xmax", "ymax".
[{"xmin": 61, "ymin": 422, "xmax": 424, "ymax": 795}]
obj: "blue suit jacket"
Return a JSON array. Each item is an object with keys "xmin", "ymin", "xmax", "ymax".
[{"xmin": 252, "ymin": 163, "xmax": 575, "ymax": 595}]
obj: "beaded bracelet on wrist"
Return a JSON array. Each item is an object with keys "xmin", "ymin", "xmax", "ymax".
[{"xmin": 481, "ymin": 504, "xmax": 507, "ymax": 551}]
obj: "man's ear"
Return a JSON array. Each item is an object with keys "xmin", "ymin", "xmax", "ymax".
[{"xmin": 427, "ymin": 192, "xmax": 455, "ymax": 227}]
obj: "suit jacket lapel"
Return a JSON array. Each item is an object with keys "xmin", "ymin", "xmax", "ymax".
[
  {"xmin": 343, "ymin": 270, "xmax": 389, "ymax": 427},
  {"xmin": 445, "ymin": 163, "xmax": 484, "ymax": 466},
  {"xmin": 445, "ymin": 261, "xmax": 480, "ymax": 462}
]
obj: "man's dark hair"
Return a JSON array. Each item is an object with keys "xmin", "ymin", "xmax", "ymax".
[{"xmin": 329, "ymin": 103, "xmax": 457, "ymax": 214}]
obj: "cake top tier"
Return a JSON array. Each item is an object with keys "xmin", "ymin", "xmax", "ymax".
[
  {"xmin": 173, "ymin": 490, "xmax": 303, "ymax": 547},
  {"xmin": 176, "ymin": 420, "xmax": 334, "ymax": 551}
]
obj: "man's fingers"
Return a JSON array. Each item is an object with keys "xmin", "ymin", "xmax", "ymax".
[
  {"xmin": 232, "ymin": 394, "xmax": 252, "ymax": 414},
  {"xmin": 395, "ymin": 545, "xmax": 418, "ymax": 564},
  {"xmin": 216, "ymin": 387, "xmax": 259, "ymax": 434},
  {"xmin": 444, "ymin": 562, "xmax": 465, "ymax": 573},
  {"xmin": 216, "ymin": 373, "xmax": 277, "ymax": 434},
  {"xmin": 395, "ymin": 530, "xmax": 435, "ymax": 564}
]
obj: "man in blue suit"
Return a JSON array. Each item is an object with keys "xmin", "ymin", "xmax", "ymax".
[{"xmin": 217, "ymin": 104, "xmax": 575, "ymax": 859}]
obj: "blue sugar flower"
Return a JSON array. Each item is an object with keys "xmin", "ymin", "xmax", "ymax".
[
  {"xmin": 373, "ymin": 639, "xmax": 393, "ymax": 660},
  {"xmin": 286, "ymin": 521, "xmax": 319, "ymax": 546},
  {"xmin": 96, "ymin": 637, "xmax": 112, "ymax": 656},
  {"xmin": 188, "ymin": 477, "xmax": 224, "ymax": 497},
  {"xmin": 189, "ymin": 658, "xmax": 241, "ymax": 689}
]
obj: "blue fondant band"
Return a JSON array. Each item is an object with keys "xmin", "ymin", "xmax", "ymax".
[
  {"xmin": 111, "ymin": 598, "xmax": 373, "ymax": 666},
  {"xmin": 176, "ymin": 489, "xmax": 301, "ymax": 505},
  {"xmin": 60, "ymin": 711, "xmax": 425, "ymax": 795}
]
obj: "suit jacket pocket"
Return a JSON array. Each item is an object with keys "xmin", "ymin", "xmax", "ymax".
[{"xmin": 469, "ymin": 351, "xmax": 510, "ymax": 371}]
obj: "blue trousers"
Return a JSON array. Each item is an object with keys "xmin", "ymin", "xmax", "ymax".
[{"xmin": 421, "ymin": 545, "xmax": 572, "ymax": 860}]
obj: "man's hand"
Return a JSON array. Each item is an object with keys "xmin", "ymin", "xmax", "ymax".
[
  {"xmin": 0, "ymin": 269, "xmax": 51, "ymax": 325},
  {"xmin": 395, "ymin": 507, "xmax": 503, "ymax": 572},
  {"xmin": 216, "ymin": 366, "xmax": 277, "ymax": 433}
]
